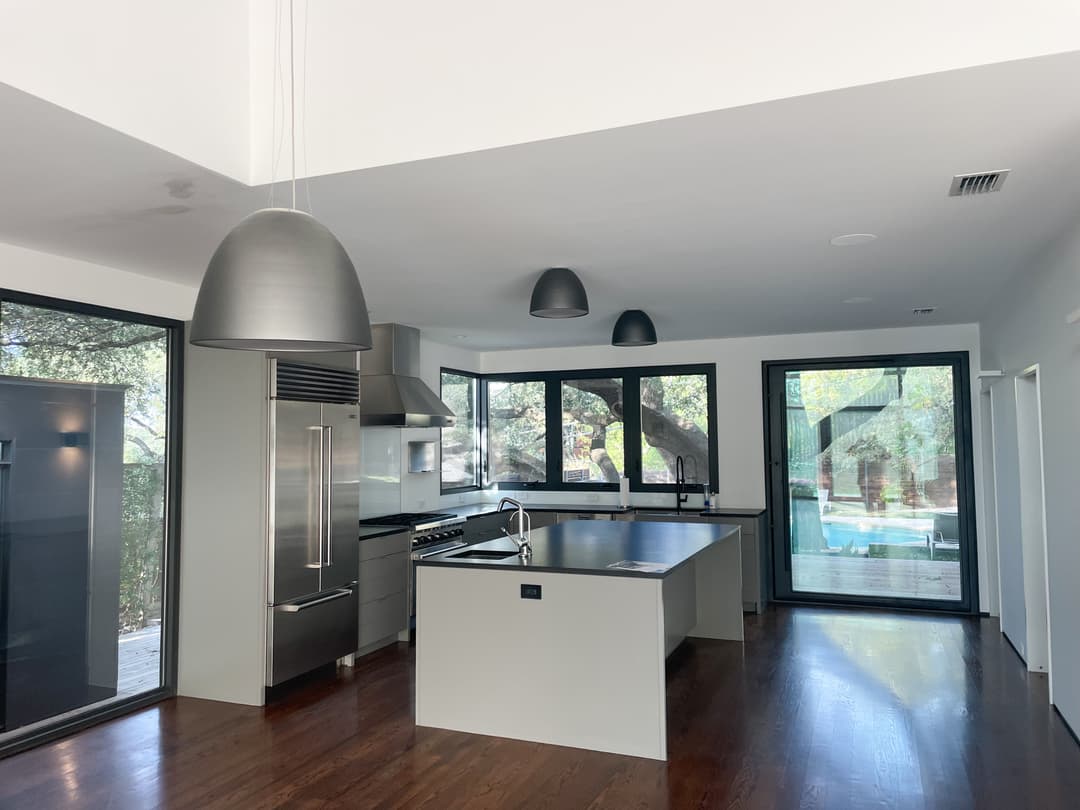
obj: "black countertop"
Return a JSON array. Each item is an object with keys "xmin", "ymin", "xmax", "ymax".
[
  {"xmin": 416, "ymin": 520, "xmax": 739, "ymax": 578},
  {"xmin": 700, "ymin": 508, "xmax": 765, "ymax": 517},
  {"xmin": 450, "ymin": 501, "xmax": 763, "ymax": 520},
  {"xmin": 358, "ymin": 525, "xmax": 407, "ymax": 541},
  {"xmin": 453, "ymin": 502, "xmax": 633, "ymax": 519}
]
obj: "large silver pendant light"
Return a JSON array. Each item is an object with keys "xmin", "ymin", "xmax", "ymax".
[
  {"xmin": 190, "ymin": 1, "xmax": 372, "ymax": 351},
  {"xmin": 611, "ymin": 309, "xmax": 658, "ymax": 346},
  {"xmin": 529, "ymin": 267, "xmax": 589, "ymax": 318}
]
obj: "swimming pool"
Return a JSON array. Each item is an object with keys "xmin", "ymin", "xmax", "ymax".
[{"xmin": 820, "ymin": 521, "xmax": 928, "ymax": 549}]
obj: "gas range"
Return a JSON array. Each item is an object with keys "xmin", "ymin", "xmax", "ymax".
[{"xmin": 358, "ymin": 511, "xmax": 466, "ymax": 550}]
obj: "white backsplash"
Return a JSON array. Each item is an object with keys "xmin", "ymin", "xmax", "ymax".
[
  {"xmin": 359, "ymin": 426, "xmax": 443, "ymax": 518},
  {"xmin": 358, "ymin": 427, "xmax": 402, "ymax": 519},
  {"xmin": 400, "ymin": 427, "xmax": 440, "ymax": 512}
]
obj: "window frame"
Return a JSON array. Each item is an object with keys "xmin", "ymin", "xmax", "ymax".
[
  {"xmin": 0, "ymin": 287, "xmax": 185, "ymax": 757},
  {"xmin": 445, "ymin": 363, "xmax": 718, "ymax": 493},
  {"xmin": 439, "ymin": 368, "xmax": 482, "ymax": 494}
]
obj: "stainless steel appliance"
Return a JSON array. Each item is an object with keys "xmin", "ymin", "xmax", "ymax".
[
  {"xmin": 356, "ymin": 324, "xmax": 456, "ymax": 427},
  {"xmin": 266, "ymin": 361, "xmax": 361, "ymax": 687},
  {"xmin": 358, "ymin": 512, "xmax": 466, "ymax": 618}
]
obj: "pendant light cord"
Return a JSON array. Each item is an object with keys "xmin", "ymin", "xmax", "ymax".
[{"xmin": 289, "ymin": 0, "xmax": 297, "ymax": 211}]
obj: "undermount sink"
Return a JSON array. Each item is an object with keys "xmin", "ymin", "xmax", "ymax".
[{"xmin": 449, "ymin": 549, "xmax": 519, "ymax": 560}]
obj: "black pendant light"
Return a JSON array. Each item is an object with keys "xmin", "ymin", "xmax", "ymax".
[
  {"xmin": 529, "ymin": 267, "xmax": 589, "ymax": 318},
  {"xmin": 612, "ymin": 310, "xmax": 658, "ymax": 346}
]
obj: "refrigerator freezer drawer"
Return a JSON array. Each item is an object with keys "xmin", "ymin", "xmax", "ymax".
[{"xmin": 266, "ymin": 585, "xmax": 358, "ymax": 686}]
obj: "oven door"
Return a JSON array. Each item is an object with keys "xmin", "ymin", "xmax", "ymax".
[{"xmin": 409, "ymin": 540, "xmax": 468, "ymax": 619}]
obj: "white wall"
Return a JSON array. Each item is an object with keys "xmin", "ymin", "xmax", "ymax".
[
  {"xmin": 980, "ymin": 223, "xmax": 1080, "ymax": 734},
  {"xmin": 178, "ymin": 339, "xmax": 269, "ymax": 706},
  {"xmin": 0, "ymin": 240, "xmax": 197, "ymax": 320},
  {"xmin": 249, "ymin": 0, "xmax": 1080, "ymax": 182},
  {"xmin": 0, "ymin": 0, "xmax": 250, "ymax": 181},
  {"xmin": 423, "ymin": 323, "xmax": 992, "ymax": 610}
]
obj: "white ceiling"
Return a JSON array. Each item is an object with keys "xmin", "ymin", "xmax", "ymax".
[{"xmin": 2, "ymin": 51, "xmax": 1080, "ymax": 349}]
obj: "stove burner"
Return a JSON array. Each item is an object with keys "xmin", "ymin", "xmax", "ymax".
[{"xmin": 358, "ymin": 512, "xmax": 456, "ymax": 528}]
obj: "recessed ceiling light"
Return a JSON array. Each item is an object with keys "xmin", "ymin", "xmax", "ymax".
[
  {"xmin": 830, "ymin": 233, "xmax": 877, "ymax": 247},
  {"xmin": 843, "ymin": 297, "xmax": 872, "ymax": 305},
  {"xmin": 455, "ymin": 334, "xmax": 468, "ymax": 339}
]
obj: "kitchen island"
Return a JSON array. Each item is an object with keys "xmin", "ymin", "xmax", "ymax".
[{"xmin": 415, "ymin": 520, "xmax": 742, "ymax": 760}]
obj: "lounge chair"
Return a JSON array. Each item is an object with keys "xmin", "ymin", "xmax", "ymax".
[{"xmin": 926, "ymin": 513, "xmax": 960, "ymax": 560}]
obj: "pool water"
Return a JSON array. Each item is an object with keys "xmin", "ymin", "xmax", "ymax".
[{"xmin": 820, "ymin": 522, "xmax": 928, "ymax": 549}]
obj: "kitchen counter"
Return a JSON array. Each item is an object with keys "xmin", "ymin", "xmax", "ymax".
[
  {"xmin": 418, "ymin": 520, "xmax": 737, "ymax": 578},
  {"xmin": 415, "ymin": 518, "xmax": 743, "ymax": 761},
  {"xmin": 696, "ymin": 507, "xmax": 766, "ymax": 517},
  {"xmin": 450, "ymin": 501, "xmax": 762, "ymax": 519},
  {"xmin": 451, "ymin": 501, "xmax": 632, "ymax": 519}
]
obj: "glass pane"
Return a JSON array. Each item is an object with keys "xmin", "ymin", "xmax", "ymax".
[
  {"xmin": 640, "ymin": 374, "xmax": 709, "ymax": 484},
  {"xmin": 785, "ymin": 365, "xmax": 962, "ymax": 602},
  {"xmin": 561, "ymin": 379, "xmax": 624, "ymax": 483},
  {"xmin": 487, "ymin": 380, "xmax": 546, "ymax": 483},
  {"xmin": 0, "ymin": 301, "xmax": 169, "ymax": 739},
  {"xmin": 440, "ymin": 372, "xmax": 477, "ymax": 489}
]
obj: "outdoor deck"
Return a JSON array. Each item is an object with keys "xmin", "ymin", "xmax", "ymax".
[
  {"xmin": 117, "ymin": 626, "xmax": 161, "ymax": 696},
  {"xmin": 791, "ymin": 554, "xmax": 961, "ymax": 601}
]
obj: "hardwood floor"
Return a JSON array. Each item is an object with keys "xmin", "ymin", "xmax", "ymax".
[{"xmin": 2, "ymin": 606, "xmax": 1078, "ymax": 809}]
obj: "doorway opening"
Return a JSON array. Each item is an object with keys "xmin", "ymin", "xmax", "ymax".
[
  {"xmin": 980, "ymin": 388, "xmax": 1001, "ymax": 617},
  {"xmin": 1015, "ymin": 365, "xmax": 1052, "ymax": 698}
]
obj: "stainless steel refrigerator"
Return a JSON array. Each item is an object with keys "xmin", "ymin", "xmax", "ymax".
[{"xmin": 265, "ymin": 361, "xmax": 361, "ymax": 686}]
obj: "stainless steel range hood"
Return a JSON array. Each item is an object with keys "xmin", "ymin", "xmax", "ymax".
[{"xmin": 357, "ymin": 324, "xmax": 456, "ymax": 427}]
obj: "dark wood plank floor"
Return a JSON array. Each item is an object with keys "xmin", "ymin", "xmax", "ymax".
[{"xmin": 2, "ymin": 606, "xmax": 1078, "ymax": 809}]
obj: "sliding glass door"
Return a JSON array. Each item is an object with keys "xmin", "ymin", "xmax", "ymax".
[
  {"xmin": 0, "ymin": 291, "xmax": 182, "ymax": 754},
  {"xmin": 765, "ymin": 353, "xmax": 978, "ymax": 612}
]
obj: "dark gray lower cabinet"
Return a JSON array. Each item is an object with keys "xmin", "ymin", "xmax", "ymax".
[
  {"xmin": 357, "ymin": 531, "xmax": 409, "ymax": 652},
  {"xmin": 464, "ymin": 512, "xmax": 507, "ymax": 544}
]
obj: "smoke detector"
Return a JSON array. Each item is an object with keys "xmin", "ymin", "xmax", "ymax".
[
  {"xmin": 949, "ymin": 170, "xmax": 1009, "ymax": 197},
  {"xmin": 913, "ymin": 307, "xmax": 937, "ymax": 317}
]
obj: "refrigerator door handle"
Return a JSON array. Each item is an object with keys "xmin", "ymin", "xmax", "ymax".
[
  {"xmin": 316, "ymin": 425, "xmax": 326, "ymax": 569},
  {"xmin": 274, "ymin": 586, "xmax": 353, "ymax": 613},
  {"xmin": 324, "ymin": 425, "xmax": 333, "ymax": 567}
]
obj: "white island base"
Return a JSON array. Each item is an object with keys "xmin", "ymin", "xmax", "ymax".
[{"xmin": 415, "ymin": 522, "xmax": 742, "ymax": 761}]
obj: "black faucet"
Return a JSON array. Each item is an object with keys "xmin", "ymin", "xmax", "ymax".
[{"xmin": 675, "ymin": 455, "xmax": 687, "ymax": 513}]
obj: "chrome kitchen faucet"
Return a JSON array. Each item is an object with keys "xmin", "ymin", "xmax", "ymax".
[{"xmin": 498, "ymin": 497, "xmax": 532, "ymax": 558}]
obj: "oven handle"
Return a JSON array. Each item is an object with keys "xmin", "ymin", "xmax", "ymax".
[{"xmin": 413, "ymin": 541, "xmax": 468, "ymax": 560}]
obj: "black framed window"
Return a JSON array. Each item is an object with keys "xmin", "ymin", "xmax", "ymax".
[
  {"xmin": 561, "ymin": 377, "xmax": 624, "ymax": 483},
  {"xmin": 0, "ymin": 288, "xmax": 184, "ymax": 757},
  {"xmin": 450, "ymin": 363, "xmax": 716, "ymax": 492},
  {"xmin": 486, "ymin": 378, "xmax": 547, "ymax": 484},
  {"xmin": 439, "ymin": 369, "xmax": 481, "ymax": 492},
  {"xmin": 639, "ymin": 372, "xmax": 711, "ymax": 485}
]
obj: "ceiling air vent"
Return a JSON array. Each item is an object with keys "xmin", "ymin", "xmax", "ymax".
[
  {"xmin": 913, "ymin": 307, "xmax": 936, "ymax": 317},
  {"xmin": 949, "ymin": 170, "xmax": 1009, "ymax": 197}
]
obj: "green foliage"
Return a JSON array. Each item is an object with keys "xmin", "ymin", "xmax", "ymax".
[
  {"xmin": 440, "ymin": 373, "xmax": 477, "ymax": 486},
  {"xmin": 478, "ymin": 373, "xmax": 710, "ymax": 484},
  {"xmin": 487, "ymin": 380, "xmax": 547, "ymax": 481},
  {"xmin": 0, "ymin": 302, "xmax": 168, "ymax": 631},
  {"xmin": 120, "ymin": 464, "xmax": 165, "ymax": 632},
  {"xmin": 785, "ymin": 364, "xmax": 958, "ymax": 506},
  {"xmin": 562, "ymin": 379, "xmax": 624, "ymax": 482}
]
